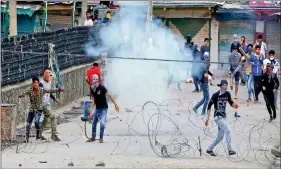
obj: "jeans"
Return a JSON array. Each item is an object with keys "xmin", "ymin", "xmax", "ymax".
[
  {"xmin": 274, "ymin": 88, "xmax": 278, "ymax": 106},
  {"xmin": 208, "ymin": 116, "xmax": 233, "ymax": 152},
  {"xmin": 194, "ymin": 83, "xmax": 209, "ymax": 115},
  {"xmin": 92, "ymin": 108, "xmax": 108, "ymax": 139},
  {"xmin": 253, "ymin": 75, "xmax": 262, "ymax": 101},
  {"xmin": 26, "ymin": 110, "xmax": 43, "ymax": 132},
  {"xmin": 192, "ymin": 76, "xmax": 200, "ymax": 91},
  {"xmin": 246, "ymin": 74, "xmax": 254, "ymax": 97}
]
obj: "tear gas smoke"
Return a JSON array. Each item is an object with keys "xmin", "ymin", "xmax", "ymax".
[{"xmin": 85, "ymin": 2, "xmax": 197, "ymax": 108}]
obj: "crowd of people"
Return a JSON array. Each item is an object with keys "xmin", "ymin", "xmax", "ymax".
[
  {"xmin": 17, "ymin": 28, "xmax": 279, "ymax": 158},
  {"xmin": 185, "ymin": 33, "xmax": 280, "ymax": 156}
]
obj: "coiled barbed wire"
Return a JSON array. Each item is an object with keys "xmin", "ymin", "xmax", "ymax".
[{"xmin": 1, "ymin": 97, "xmax": 280, "ymax": 168}]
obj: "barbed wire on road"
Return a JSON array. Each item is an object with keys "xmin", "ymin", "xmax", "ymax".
[{"xmin": 2, "ymin": 96, "xmax": 279, "ymax": 168}]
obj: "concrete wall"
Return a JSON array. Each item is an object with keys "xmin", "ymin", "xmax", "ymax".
[{"xmin": 1, "ymin": 63, "xmax": 92, "ymax": 112}]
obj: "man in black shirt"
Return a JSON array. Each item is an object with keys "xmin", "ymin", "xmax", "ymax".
[
  {"xmin": 87, "ymin": 74, "xmax": 119, "ymax": 143},
  {"xmin": 192, "ymin": 52, "xmax": 214, "ymax": 115},
  {"xmin": 205, "ymin": 80, "xmax": 239, "ymax": 156},
  {"xmin": 261, "ymin": 63, "xmax": 279, "ymax": 122}
]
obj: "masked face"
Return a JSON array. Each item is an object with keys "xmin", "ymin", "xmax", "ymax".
[
  {"xmin": 221, "ymin": 84, "xmax": 228, "ymax": 92},
  {"xmin": 248, "ymin": 47, "xmax": 253, "ymax": 54},
  {"xmin": 92, "ymin": 74, "xmax": 99, "ymax": 84}
]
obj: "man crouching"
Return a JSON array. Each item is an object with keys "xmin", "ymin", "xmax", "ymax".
[{"xmin": 86, "ymin": 74, "xmax": 119, "ymax": 143}]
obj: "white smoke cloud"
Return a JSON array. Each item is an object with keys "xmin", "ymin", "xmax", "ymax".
[{"xmin": 85, "ymin": 1, "xmax": 195, "ymax": 108}]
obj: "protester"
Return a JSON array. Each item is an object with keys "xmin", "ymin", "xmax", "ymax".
[
  {"xmin": 261, "ymin": 63, "xmax": 279, "ymax": 122},
  {"xmin": 229, "ymin": 44, "xmax": 241, "ymax": 99},
  {"xmin": 200, "ymin": 38, "xmax": 210, "ymax": 61},
  {"xmin": 230, "ymin": 34, "xmax": 241, "ymax": 53},
  {"xmin": 245, "ymin": 44, "xmax": 254, "ymax": 101},
  {"xmin": 205, "ymin": 79, "xmax": 239, "ymax": 156},
  {"xmin": 254, "ymin": 34, "xmax": 268, "ymax": 58},
  {"xmin": 39, "ymin": 68, "xmax": 61, "ymax": 141},
  {"xmin": 86, "ymin": 62, "xmax": 102, "ymax": 86},
  {"xmin": 263, "ymin": 50, "xmax": 280, "ymax": 108},
  {"xmin": 239, "ymin": 36, "xmax": 248, "ymax": 85},
  {"xmin": 84, "ymin": 11, "xmax": 94, "ymax": 26},
  {"xmin": 248, "ymin": 45, "xmax": 265, "ymax": 102},
  {"xmin": 18, "ymin": 77, "xmax": 64, "ymax": 143},
  {"xmin": 192, "ymin": 52, "xmax": 214, "ymax": 116},
  {"xmin": 87, "ymin": 74, "xmax": 119, "ymax": 143},
  {"xmin": 191, "ymin": 44, "xmax": 201, "ymax": 92}
]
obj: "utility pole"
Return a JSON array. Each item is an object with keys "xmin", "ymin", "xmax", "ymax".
[
  {"xmin": 9, "ymin": 0, "xmax": 17, "ymax": 36},
  {"xmin": 80, "ymin": 1, "xmax": 88, "ymax": 26},
  {"xmin": 146, "ymin": 0, "xmax": 152, "ymax": 35}
]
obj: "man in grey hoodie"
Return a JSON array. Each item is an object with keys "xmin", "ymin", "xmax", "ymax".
[{"xmin": 229, "ymin": 44, "xmax": 241, "ymax": 99}]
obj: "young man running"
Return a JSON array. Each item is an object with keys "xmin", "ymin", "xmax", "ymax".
[
  {"xmin": 39, "ymin": 67, "xmax": 61, "ymax": 141},
  {"xmin": 192, "ymin": 52, "xmax": 214, "ymax": 116},
  {"xmin": 87, "ymin": 74, "xmax": 119, "ymax": 143},
  {"xmin": 261, "ymin": 63, "xmax": 279, "ymax": 122},
  {"xmin": 205, "ymin": 79, "xmax": 239, "ymax": 156},
  {"xmin": 18, "ymin": 77, "xmax": 64, "ymax": 143},
  {"xmin": 262, "ymin": 50, "xmax": 280, "ymax": 108}
]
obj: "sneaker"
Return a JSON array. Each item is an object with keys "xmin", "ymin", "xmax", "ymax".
[
  {"xmin": 192, "ymin": 108, "xmax": 198, "ymax": 114},
  {"xmin": 246, "ymin": 97, "xmax": 252, "ymax": 102},
  {"xmin": 192, "ymin": 90, "xmax": 200, "ymax": 93},
  {"xmin": 99, "ymin": 138, "xmax": 104, "ymax": 143},
  {"xmin": 41, "ymin": 136, "xmax": 47, "ymax": 141},
  {"xmin": 206, "ymin": 150, "xmax": 216, "ymax": 156},
  {"xmin": 86, "ymin": 138, "xmax": 96, "ymax": 142},
  {"xmin": 269, "ymin": 116, "xmax": 273, "ymax": 122},
  {"xmin": 273, "ymin": 114, "xmax": 276, "ymax": 120},
  {"xmin": 229, "ymin": 150, "xmax": 236, "ymax": 155},
  {"xmin": 210, "ymin": 83, "xmax": 214, "ymax": 86},
  {"xmin": 51, "ymin": 134, "xmax": 61, "ymax": 141},
  {"xmin": 234, "ymin": 112, "xmax": 240, "ymax": 118},
  {"xmin": 177, "ymin": 87, "xmax": 182, "ymax": 91}
]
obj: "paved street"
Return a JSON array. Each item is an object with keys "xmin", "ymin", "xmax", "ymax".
[{"xmin": 2, "ymin": 79, "xmax": 280, "ymax": 168}]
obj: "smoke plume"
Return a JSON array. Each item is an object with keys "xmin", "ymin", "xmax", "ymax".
[{"xmin": 85, "ymin": 2, "xmax": 195, "ymax": 108}]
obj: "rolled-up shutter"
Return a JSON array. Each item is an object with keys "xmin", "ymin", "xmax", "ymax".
[
  {"xmin": 266, "ymin": 21, "xmax": 281, "ymax": 60},
  {"xmin": 218, "ymin": 21, "xmax": 255, "ymax": 69}
]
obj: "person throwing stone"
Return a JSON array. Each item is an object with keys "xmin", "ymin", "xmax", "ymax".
[
  {"xmin": 205, "ymin": 80, "xmax": 239, "ymax": 156},
  {"xmin": 87, "ymin": 74, "xmax": 119, "ymax": 143}
]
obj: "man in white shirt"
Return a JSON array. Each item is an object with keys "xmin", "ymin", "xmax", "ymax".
[
  {"xmin": 262, "ymin": 50, "xmax": 280, "ymax": 108},
  {"xmin": 84, "ymin": 11, "xmax": 94, "ymax": 26},
  {"xmin": 39, "ymin": 68, "xmax": 61, "ymax": 141},
  {"xmin": 254, "ymin": 34, "xmax": 268, "ymax": 58}
]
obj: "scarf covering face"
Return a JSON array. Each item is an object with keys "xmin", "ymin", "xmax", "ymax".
[
  {"xmin": 233, "ymin": 34, "xmax": 239, "ymax": 45},
  {"xmin": 91, "ymin": 74, "xmax": 99, "ymax": 92},
  {"xmin": 266, "ymin": 64, "xmax": 274, "ymax": 83}
]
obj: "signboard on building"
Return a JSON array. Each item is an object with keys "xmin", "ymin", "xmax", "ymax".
[{"xmin": 249, "ymin": 1, "xmax": 281, "ymax": 7}]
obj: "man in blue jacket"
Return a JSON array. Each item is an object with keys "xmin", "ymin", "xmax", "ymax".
[{"xmin": 248, "ymin": 45, "xmax": 264, "ymax": 102}]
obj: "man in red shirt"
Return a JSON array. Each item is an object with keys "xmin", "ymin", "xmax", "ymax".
[{"xmin": 86, "ymin": 63, "xmax": 102, "ymax": 86}]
